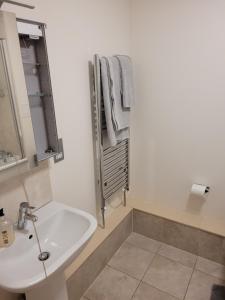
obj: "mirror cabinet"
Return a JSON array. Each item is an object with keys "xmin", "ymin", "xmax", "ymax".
[{"xmin": 0, "ymin": 10, "xmax": 63, "ymax": 182}]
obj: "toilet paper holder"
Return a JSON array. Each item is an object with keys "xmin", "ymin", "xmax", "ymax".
[
  {"xmin": 191, "ymin": 184, "xmax": 210, "ymax": 196},
  {"xmin": 205, "ymin": 186, "xmax": 210, "ymax": 193}
]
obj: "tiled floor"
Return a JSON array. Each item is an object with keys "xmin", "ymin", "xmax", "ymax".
[{"xmin": 83, "ymin": 232, "xmax": 225, "ymax": 300}]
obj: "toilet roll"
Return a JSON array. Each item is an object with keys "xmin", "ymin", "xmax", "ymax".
[{"xmin": 191, "ymin": 184, "xmax": 210, "ymax": 196}]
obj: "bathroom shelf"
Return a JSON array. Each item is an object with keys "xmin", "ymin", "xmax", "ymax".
[
  {"xmin": 0, "ymin": 158, "xmax": 28, "ymax": 172},
  {"xmin": 35, "ymin": 152, "xmax": 57, "ymax": 162},
  {"xmin": 19, "ymin": 19, "xmax": 61, "ymax": 164},
  {"xmin": 28, "ymin": 92, "xmax": 45, "ymax": 97},
  {"xmin": 23, "ymin": 62, "xmax": 41, "ymax": 66}
]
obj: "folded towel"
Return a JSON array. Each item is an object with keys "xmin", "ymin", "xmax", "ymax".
[
  {"xmin": 106, "ymin": 57, "xmax": 130, "ymax": 131},
  {"xmin": 100, "ymin": 57, "xmax": 129, "ymax": 147},
  {"xmin": 115, "ymin": 55, "xmax": 134, "ymax": 109}
]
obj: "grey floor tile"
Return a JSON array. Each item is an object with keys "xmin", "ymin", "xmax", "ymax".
[
  {"xmin": 185, "ymin": 270, "xmax": 225, "ymax": 300},
  {"xmin": 143, "ymin": 255, "xmax": 193, "ymax": 299},
  {"xmin": 133, "ymin": 282, "xmax": 178, "ymax": 300},
  {"xmin": 196, "ymin": 257, "xmax": 225, "ymax": 280},
  {"xmin": 158, "ymin": 243, "xmax": 197, "ymax": 268},
  {"xmin": 84, "ymin": 266, "xmax": 139, "ymax": 300},
  {"xmin": 108, "ymin": 242, "xmax": 155, "ymax": 279},
  {"xmin": 126, "ymin": 232, "xmax": 161, "ymax": 253}
]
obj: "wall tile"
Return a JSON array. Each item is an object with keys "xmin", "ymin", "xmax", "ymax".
[
  {"xmin": 133, "ymin": 210, "xmax": 164, "ymax": 241},
  {"xmin": 0, "ymin": 164, "xmax": 52, "ymax": 222},
  {"xmin": 163, "ymin": 219, "xmax": 199, "ymax": 254},
  {"xmin": 197, "ymin": 231, "xmax": 225, "ymax": 265}
]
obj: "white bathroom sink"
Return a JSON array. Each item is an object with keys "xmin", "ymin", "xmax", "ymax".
[{"xmin": 0, "ymin": 201, "xmax": 97, "ymax": 293}]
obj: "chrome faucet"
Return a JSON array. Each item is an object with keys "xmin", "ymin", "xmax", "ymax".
[{"xmin": 17, "ymin": 202, "xmax": 38, "ymax": 230}]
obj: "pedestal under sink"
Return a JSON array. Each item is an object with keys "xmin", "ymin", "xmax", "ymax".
[{"xmin": 0, "ymin": 201, "xmax": 97, "ymax": 300}]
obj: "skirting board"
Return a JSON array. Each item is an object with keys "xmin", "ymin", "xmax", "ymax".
[{"xmin": 133, "ymin": 209, "xmax": 225, "ymax": 265}]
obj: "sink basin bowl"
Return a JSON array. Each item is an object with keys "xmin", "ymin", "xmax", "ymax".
[{"xmin": 0, "ymin": 201, "xmax": 97, "ymax": 294}]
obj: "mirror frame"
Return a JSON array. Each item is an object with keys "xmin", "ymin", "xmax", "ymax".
[
  {"xmin": 0, "ymin": 38, "xmax": 25, "ymax": 169},
  {"xmin": 0, "ymin": 10, "xmax": 43, "ymax": 183}
]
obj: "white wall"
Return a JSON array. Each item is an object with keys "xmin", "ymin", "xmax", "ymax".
[
  {"xmin": 1, "ymin": 0, "xmax": 225, "ymax": 243},
  {"xmin": 130, "ymin": 0, "xmax": 225, "ymax": 220},
  {"xmin": 0, "ymin": 0, "xmax": 131, "ymax": 222},
  {"xmin": 0, "ymin": 1, "xmax": 131, "ymax": 299},
  {"xmin": 1, "ymin": 0, "xmax": 225, "ymax": 298}
]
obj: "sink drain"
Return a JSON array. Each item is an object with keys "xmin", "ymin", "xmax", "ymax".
[{"xmin": 38, "ymin": 251, "xmax": 50, "ymax": 261}]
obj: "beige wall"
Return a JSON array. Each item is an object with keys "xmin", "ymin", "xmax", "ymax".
[
  {"xmin": 0, "ymin": 1, "xmax": 132, "ymax": 218},
  {"xmin": 0, "ymin": 0, "xmax": 131, "ymax": 218},
  {"xmin": 130, "ymin": 0, "xmax": 225, "ymax": 221},
  {"xmin": 3, "ymin": 0, "xmax": 225, "ymax": 297},
  {"xmin": 3, "ymin": 1, "xmax": 225, "ymax": 226},
  {"xmin": 0, "ymin": 0, "xmax": 131, "ymax": 299},
  {"xmin": 1, "ymin": 0, "xmax": 225, "ymax": 237}
]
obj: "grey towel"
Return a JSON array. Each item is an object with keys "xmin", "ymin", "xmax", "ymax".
[
  {"xmin": 100, "ymin": 57, "xmax": 129, "ymax": 147},
  {"xmin": 106, "ymin": 57, "xmax": 130, "ymax": 131},
  {"xmin": 115, "ymin": 55, "xmax": 134, "ymax": 109}
]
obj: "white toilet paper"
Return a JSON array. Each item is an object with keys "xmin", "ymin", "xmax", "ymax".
[{"xmin": 191, "ymin": 184, "xmax": 210, "ymax": 196}]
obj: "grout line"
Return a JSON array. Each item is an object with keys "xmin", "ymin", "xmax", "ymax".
[
  {"xmin": 106, "ymin": 240, "xmax": 158, "ymax": 281},
  {"xmin": 82, "ymin": 265, "xmax": 111, "ymax": 299},
  {"xmin": 106, "ymin": 264, "xmax": 142, "ymax": 281},
  {"xmin": 128, "ymin": 238, "xmax": 160, "ymax": 299},
  {"xmin": 123, "ymin": 239, "xmax": 156, "ymax": 255},
  {"xmin": 131, "ymin": 209, "xmax": 134, "ymax": 232},
  {"xmin": 157, "ymin": 242, "xmax": 164, "ymax": 253},
  {"xmin": 153, "ymin": 253, "xmax": 195, "ymax": 271},
  {"xmin": 141, "ymin": 252, "xmax": 157, "ymax": 281},
  {"xmin": 141, "ymin": 254, "xmax": 195, "ymax": 300},
  {"xmin": 124, "ymin": 234, "xmax": 198, "ymax": 271},
  {"xmin": 106, "ymin": 240, "xmax": 158, "ymax": 282},
  {"xmin": 139, "ymin": 254, "xmax": 158, "ymax": 292},
  {"xmin": 156, "ymin": 252, "xmax": 197, "ymax": 269},
  {"xmin": 126, "ymin": 231, "xmax": 163, "ymax": 253},
  {"xmin": 193, "ymin": 268, "xmax": 225, "ymax": 283},
  {"xmin": 125, "ymin": 239, "xmax": 159, "ymax": 255},
  {"xmin": 139, "ymin": 281, "xmax": 180, "ymax": 300},
  {"xmin": 183, "ymin": 255, "xmax": 198, "ymax": 300},
  {"xmin": 131, "ymin": 280, "xmax": 142, "ymax": 299},
  {"xmin": 152, "ymin": 240, "xmax": 198, "ymax": 269},
  {"xmin": 195, "ymin": 255, "xmax": 225, "ymax": 281}
]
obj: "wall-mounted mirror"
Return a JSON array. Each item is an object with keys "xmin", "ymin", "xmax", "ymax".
[{"xmin": 0, "ymin": 39, "xmax": 24, "ymax": 170}]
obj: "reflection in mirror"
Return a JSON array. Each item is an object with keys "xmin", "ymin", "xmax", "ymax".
[{"xmin": 0, "ymin": 40, "xmax": 24, "ymax": 169}]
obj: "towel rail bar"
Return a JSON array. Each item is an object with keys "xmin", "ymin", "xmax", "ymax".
[{"xmin": 104, "ymin": 164, "xmax": 128, "ymax": 181}]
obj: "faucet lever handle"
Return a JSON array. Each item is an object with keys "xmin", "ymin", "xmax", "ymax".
[{"xmin": 19, "ymin": 202, "xmax": 35, "ymax": 210}]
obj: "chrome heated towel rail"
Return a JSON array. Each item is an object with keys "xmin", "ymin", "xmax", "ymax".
[{"xmin": 91, "ymin": 54, "xmax": 129, "ymax": 228}]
